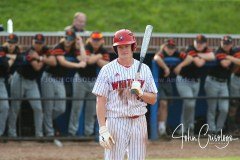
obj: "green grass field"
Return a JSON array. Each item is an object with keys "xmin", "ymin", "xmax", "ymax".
[{"xmin": 0, "ymin": 0, "xmax": 240, "ymax": 33}]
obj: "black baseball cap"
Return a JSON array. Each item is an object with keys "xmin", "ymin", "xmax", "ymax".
[
  {"xmin": 222, "ymin": 35, "xmax": 233, "ymax": 45},
  {"xmin": 65, "ymin": 29, "xmax": 76, "ymax": 41},
  {"xmin": 165, "ymin": 39, "xmax": 176, "ymax": 49},
  {"xmin": 34, "ymin": 34, "xmax": 45, "ymax": 44},
  {"xmin": 91, "ymin": 31, "xmax": 103, "ymax": 41},
  {"xmin": 7, "ymin": 33, "xmax": 18, "ymax": 44},
  {"xmin": 196, "ymin": 34, "xmax": 207, "ymax": 44}
]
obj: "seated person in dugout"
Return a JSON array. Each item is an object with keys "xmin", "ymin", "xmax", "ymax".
[
  {"xmin": 65, "ymin": 12, "xmax": 87, "ymax": 32},
  {"xmin": 68, "ymin": 31, "xmax": 110, "ymax": 136},
  {"xmin": 153, "ymin": 39, "xmax": 191, "ymax": 138},
  {"xmin": 175, "ymin": 35, "xmax": 215, "ymax": 135},
  {"xmin": 41, "ymin": 29, "xmax": 86, "ymax": 137}
]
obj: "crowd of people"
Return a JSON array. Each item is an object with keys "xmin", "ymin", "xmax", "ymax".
[
  {"xmin": 0, "ymin": 11, "xmax": 110, "ymax": 137},
  {"xmin": 154, "ymin": 35, "xmax": 240, "ymax": 138},
  {"xmin": 0, "ymin": 12, "xmax": 240, "ymax": 139}
]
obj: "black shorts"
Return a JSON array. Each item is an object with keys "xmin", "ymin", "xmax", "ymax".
[{"xmin": 158, "ymin": 82, "xmax": 173, "ymax": 99}]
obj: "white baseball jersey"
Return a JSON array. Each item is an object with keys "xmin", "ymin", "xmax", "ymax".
[{"xmin": 92, "ymin": 58, "xmax": 158, "ymax": 118}]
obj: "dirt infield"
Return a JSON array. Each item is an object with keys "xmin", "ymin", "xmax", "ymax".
[{"xmin": 0, "ymin": 139, "xmax": 240, "ymax": 160}]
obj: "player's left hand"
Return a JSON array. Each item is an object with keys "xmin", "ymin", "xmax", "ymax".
[
  {"xmin": 193, "ymin": 57, "xmax": 206, "ymax": 67},
  {"xmin": 99, "ymin": 126, "xmax": 115, "ymax": 150},
  {"xmin": 131, "ymin": 80, "xmax": 143, "ymax": 97}
]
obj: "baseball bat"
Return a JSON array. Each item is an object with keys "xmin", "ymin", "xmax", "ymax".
[{"xmin": 131, "ymin": 25, "xmax": 153, "ymax": 94}]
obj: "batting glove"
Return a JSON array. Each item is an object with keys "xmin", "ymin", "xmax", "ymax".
[
  {"xmin": 131, "ymin": 80, "xmax": 143, "ymax": 97},
  {"xmin": 99, "ymin": 126, "xmax": 115, "ymax": 150}
]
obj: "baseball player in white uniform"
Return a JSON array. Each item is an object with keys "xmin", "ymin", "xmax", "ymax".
[{"xmin": 92, "ymin": 29, "xmax": 158, "ymax": 160}]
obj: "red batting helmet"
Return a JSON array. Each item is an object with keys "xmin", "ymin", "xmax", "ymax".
[{"xmin": 113, "ymin": 29, "xmax": 137, "ymax": 53}]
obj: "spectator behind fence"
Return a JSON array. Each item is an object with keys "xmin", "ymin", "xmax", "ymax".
[
  {"xmin": 175, "ymin": 35, "xmax": 215, "ymax": 135},
  {"xmin": 41, "ymin": 29, "xmax": 86, "ymax": 137},
  {"xmin": 0, "ymin": 35, "xmax": 17, "ymax": 137},
  {"xmin": 65, "ymin": 12, "xmax": 87, "ymax": 32},
  {"xmin": 68, "ymin": 32, "xmax": 110, "ymax": 136},
  {"xmin": 228, "ymin": 50, "xmax": 240, "ymax": 134},
  {"xmin": 205, "ymin": 36, "xmax": 240, "ymax": 134},
  {"xmin": 8, "ymin": 34, "xmax": 50, "ymax": 137},
  {"xmin": 153, "ymin": 39, "xmax": 192, "ymax": 139}
]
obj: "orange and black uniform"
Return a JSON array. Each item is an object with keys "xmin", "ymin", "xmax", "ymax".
[
  {"xmin": 68, "ymin": 42, "xmax": 110, "ymax": 136},
  {"xmin": 0, "ymin": 46, "xmax": 22, "ymax": 76},
  {"xmin": 0, "ymin": 47, "xmax": 10, "ymax": 78},
  {"xmin": 42, "ymin": 41, "xmax": 80, "ymax": 136},
  {"xmin": 208, "ymin": 47, "xmax": 240, "ymax": 80},
  {"xmin": 204, "ymin": 45, "xmax": 239, "ymax": 133},
  {"xmin": 158, "ymin": 50, "xmax": 186, "ymax": 80},
  {"xmin": 158, "ymin": 49, "xmax": 186, "ymax": 98},
  {"xmin": 17, "ymin": 46, "xmax": 50, "ymax": 80},
  {"xmin": 180, "ymin": 45, "xmax": 212, "ymax": 81},
  {"xmin": 46, "ymin": 42, "xmax": 80, "ymax": 78},
  {"xmin": 77, "ymin": 43, "xmax": 109, "ymax": 80}
]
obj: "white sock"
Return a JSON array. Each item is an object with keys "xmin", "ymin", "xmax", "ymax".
[{"xmin": 158, "ymin": 121, "xmax": 166, "ymax": 135}]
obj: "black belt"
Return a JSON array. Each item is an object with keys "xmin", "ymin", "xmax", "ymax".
[{"xmin": 210, "ymin": 76, "xmax": 227, "ymax": 82}]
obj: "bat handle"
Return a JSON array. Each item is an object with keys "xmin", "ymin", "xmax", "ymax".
[{"xmin": 131, "ymin": 89, "xmax": 138, "ymax": 94}]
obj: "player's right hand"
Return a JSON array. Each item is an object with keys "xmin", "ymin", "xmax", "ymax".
[
  {"xmin": 174, "ymin": 65, "xmax": 182, "ymax": 75},
  {"xmin": 76, "ymin": 61, "xmax": 87, "ymax": 68},
  {"xmin": 96, "ymin": 54, "xmax": 103, "ymax": 60},
  {"xmin": 76, "ymin": 35, "xmax": 84, "ymax": 46},
  {"xmin": 193, "ymin": 57, "xmax": 206, "ymax": 67},
  {"xmin": 99, "ymin": 126, "xmax": 115, "ymax": 150},
  {"xmin": 27, "ymin": 50, "xmax": 39, "ymax": 61},
  {"xmin": 131, "ymin": 80, "xmax": 143, "ymax": 97},
  {"xmin": 164, "ymin": 67, "xmax": 170, "ymax": 77}
]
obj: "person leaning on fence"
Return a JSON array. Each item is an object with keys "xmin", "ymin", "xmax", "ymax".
[
  {"xmin": 65, "ymin": 12, "xmax": 87, "ymax": 32},
  {"xmin": 175, "ymin": 35, "xmax": 215, "ymax": 135},
  {"xmin": 0, "ymin": 35, "xmax": 17, "ymax": 137},
  {"xmin": 153, "ymin": 39, "xmax": 191, "ymax": 139},
  {"xmin": 7, "ymin": 34, "xmax": 51, "ymax": 137},
  {"xmin": 0, "ymin": 34, "xmax": 23, "ymax": 137},
  {"xmin": 68, "ymin": 31, "xmax": 110, "ymax": 136},
  {"xmin": 228, "ymin": 49, "xmax": 240, "ymax": 134},
  {"xmin": 41, "ymin": 29, "xmax": 86, "ymax": 137},
  {"xmin": 205, "ymin": 36, "xmax": 240, "ymax": 134},
  {"xmin": 1, "ymin": 34, "xmax": 23, "ymax": 81}
]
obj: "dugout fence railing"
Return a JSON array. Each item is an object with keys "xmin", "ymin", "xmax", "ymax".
[
  {"xmin": 1, "ymin": 32, "xmax": 240, "ymax": 52},
  {"xmin": 0, "ymin": 95, "xmax": 239, "ymax": 142}
]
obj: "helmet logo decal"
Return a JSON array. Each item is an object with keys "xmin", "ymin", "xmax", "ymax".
[{"xmin": 119, "ymin": 35, "xmax": 123, "ymax": 41}]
